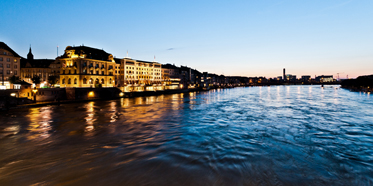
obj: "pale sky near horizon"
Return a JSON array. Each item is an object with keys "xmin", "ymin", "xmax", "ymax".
[{"xmin": 1, "ymin": 0, "xmax": 372, "ymax": 78}]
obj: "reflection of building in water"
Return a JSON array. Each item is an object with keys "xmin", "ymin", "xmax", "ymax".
[
  {"xmin": 84, "ymin": 102, "xmax": 95, "ymax": 133},
  {"xmin": 26, "ymin": 107, "xmax": 52, "ymax": 140}
]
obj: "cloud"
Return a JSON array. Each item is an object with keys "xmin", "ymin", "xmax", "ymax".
[{"xmin": 167, "ymin": 48, "xmax": 175, "ymax": 51}]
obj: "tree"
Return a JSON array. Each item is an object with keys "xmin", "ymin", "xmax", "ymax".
[
  {"xmin": 31, "ymin": 75, "xmax": 41, "ymax": 85},
  {"xmin": 48, "ymin": 75, "xmax": 58, "ymax": 86},
  {"xmin": 9, "ymin": 75, "xmax": 20, "ymax": 84}
]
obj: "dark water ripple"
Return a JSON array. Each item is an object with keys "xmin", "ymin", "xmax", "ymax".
[{"xmin": 1, "ymin": 85, "xmax": 373, "ymax": 185}]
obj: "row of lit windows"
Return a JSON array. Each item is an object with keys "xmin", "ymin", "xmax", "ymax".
[
  {"xmin": 125, "ymin": 75, "xmax": 161, "ymax": 79},
  {"xmin": 61, "ymin": 78, "xmax": 113, "ymax": 85},
  {"xmin": 0, "ymin": 70, "xmax": 17, "ymax": 75},
  {"xmin": 125, "ymin": 70, "xmax": 162, "ymax": 76}
]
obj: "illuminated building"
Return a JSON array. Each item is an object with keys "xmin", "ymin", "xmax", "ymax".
[
  {"xmin": 0, "ymin": 42, "xmax": 21, "ymax": 89},
  {"xmin": 58, "ymin": 45, "xmax": 116, "ymax": 88},
  {"xmin": 119, "ymin": 58, "xmax": 162, "ymax": 91},
  {"xmin": 20, "ymin": 46, "xmax": 60, "ymax": 87},
  {"xmin": 301, "ymin": 75, "xmax": 311, "ymax": 82},
  {"xmin": 316, "ymin": 75, "xmax": 334, "ymax": 83},
  {"xmin": 161, "ymin": 63, "xmax": 180, "ymax": 89}
]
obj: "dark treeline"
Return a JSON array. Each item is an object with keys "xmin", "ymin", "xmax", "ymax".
[{"xmin": 341, "ymin": 75, "xmax": 373, "ymax": 92}]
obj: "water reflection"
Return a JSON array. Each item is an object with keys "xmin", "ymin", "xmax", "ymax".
[
  {"xmin": 26, "ymin": 107, "xmax": 53, "ymax": 140},
  {"xmin": 0, "ymin": 86, "xmax": 373, "ymax": 185}
]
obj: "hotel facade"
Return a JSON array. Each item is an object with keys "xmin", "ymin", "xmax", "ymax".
[
  {"xmin": 0, "ymin": 42, "xmax": 21, "ymax": 89},
  {"xmin": 58, "ymin": 46, "xmax": 117, "ymax": 88},
  {"xmin": 118, "ymin": 58, "xmax": 162, "ymax": 92}
]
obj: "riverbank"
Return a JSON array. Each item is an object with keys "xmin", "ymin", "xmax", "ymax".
[
  {"xmin": 341, "ymin": 75, "xmax": 373, "ymax": 93},
  {"xmin": 0, "ymin": 87, "xmax": 204, "ymax": 111},
  {"xmin": 0, "ymin": 83, "xmax": 342, "ymax": 111}
]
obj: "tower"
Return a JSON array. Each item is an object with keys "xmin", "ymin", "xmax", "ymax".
[
  {"xmin": 27, "ymin": 45, "xmax": 34, "ymax": 60},
  {"xmin": 283, "ymin": 68, "xmax": 285, "ymax": 80}
]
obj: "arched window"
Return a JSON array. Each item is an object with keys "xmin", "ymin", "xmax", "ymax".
[
  {"xmin": 83, "ymin": 78, "xmax": 87, "ymax": 84},
  {"xmin": 89, "ymin": 78, "xmax": 93, "ymax": 84},
  {"xmin": 74, "ymin": 78, "xmax": 77, "ymax": 84},
  {"xmin": 95, "ymin": 78, "xmax": 99, "ymax": 84},
  {"xmin": 62, "ymin": 79, "xmax": 65, "ymax": 84},
  {"xmin": 109, "ymin": 78, "xmax": 112, "ymax": 84},
  {"xmin": 68, "ymin": 78, "xmax": 71, "ymax": 84},
  {"xmin": 101, "ymin": 78, "xmax": 105, "ymax": 84}
]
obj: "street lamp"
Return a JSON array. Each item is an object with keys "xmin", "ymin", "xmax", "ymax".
[{"xmin": 32, "ymin": 87, "xmax": 38, "ymax": 102}]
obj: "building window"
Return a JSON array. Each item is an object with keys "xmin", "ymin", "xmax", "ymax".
[
  {"xmin": 0, "ymin": 57, "xmax": 2, "ymax": 61},
  {"xmin": 7, "ymin": 64, "xmax": 10, "ymax": 68},
  {"xmin": 0, "ymin": 64, "xmax": 2, "ymax": 67},
  {"xmin": 101, "ymin": 78, "xmax": 105, "ymax": 84},
  {"xmin": 14, "ymin": 65, "xmax": 17, "ymax": 68},
  {"xmin": 74, "ymin": 70, "xmax": 77, "ymax": 74},
  {"xmin": 14, "ymin": 71, "xmax": 17, "ymax": 75},
  {"xmin": 89, "ymin": 78, "xmax": 93, "ymax": 84},
  {"xmin": 101, "ymin": 71, "xmax": 104, "ymax": 75},
  {"xmin": 68, "ymin": 70, "xmax": 71, "ymax": 74},
  {"xmin": 109, "ymin": 78, "xmax": 112, "ymax": 84},
  {"xmin": 74, "ymin": 78, "xmax": 77, "ymax": 84},
  {"xmin": 7, "ymin": 70, "xmax": 10, "ymax": 74},
  {"xmin": 68, "ymin": 78, "xmax": 71, "ymax": 84},
  {"xmin": 83, "ymin": 78, "xmax": 87, "ymax": 84},
  {"xmin": 62, "ymin": 79, "xmax": 65, "ymax": 84},
  {"xmin": 96, "ymin": 71, "xmax": 99, "ymax": 75},
  {"xmin": 7, "ymin": 58, "xmax": 10, "ymax": 62}
]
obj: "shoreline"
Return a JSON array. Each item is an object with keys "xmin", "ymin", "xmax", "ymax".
[{"xmin": 1, "ymin": 84, "xmax": 341, "ymax": 111}]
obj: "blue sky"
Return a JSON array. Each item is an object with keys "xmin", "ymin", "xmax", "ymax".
[{"xmin": 1, "ymin": 0, "xmax": 372, "ymax": 78}]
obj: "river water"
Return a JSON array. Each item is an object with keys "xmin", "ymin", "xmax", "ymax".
[{"xmin": 0, "ymin": 85, "xmax": 372, "ymax": 185}]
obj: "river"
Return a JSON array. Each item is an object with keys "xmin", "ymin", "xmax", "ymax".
[{"xmin": 0, "ymin": 85, "xmax": 372, "ymax": 185}]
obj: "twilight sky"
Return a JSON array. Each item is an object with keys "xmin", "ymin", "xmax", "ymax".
[{"xmin": 1, "ymin": 0, "xmax": 372, "ymax": 78}]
